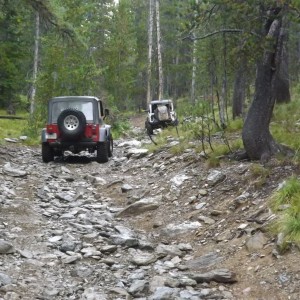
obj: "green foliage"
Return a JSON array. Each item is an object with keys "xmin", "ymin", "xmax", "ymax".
[
  {"xmin": 106, "ymin": 104, "xmax": 132, "ymax": 139},
  {"xmin": 0, "ymin": 110, "xmax": 29, "ymax": 144},
  {"xmin": 227, "ymin": 118, "xmax": 244, "ymax": 132},
  {"xmin": 25, "ymin": 103, "xmax": 47, "ymax": 142},
  {"xmin": 169, "ymin": 142, "xmax": 187, "ymax": 155},
  {"xmin": 269, "ymin": 176, "xmax": 300, "ymax": 251},
  {"xmin": 245, "ymin": 163, "xmax": 270, "ymax": 188},
  {"xmin": 250, "ymin": 163, "xmax": 270, "ymax": 178},
  {"xmin": 111, "ymin": 118, "xmax": 131, "ymax": 139},
  {"xmin": 270, "ymin": 176, "xmax": 300, "ymax": 211},
  {"xmin": 0, "ymin": 0, "xmax": 33, "ymax": 109},
  {"xmin": 271, "ymin": 94, "xmax": 300, "ymax": 154},
  {"xmin": 145, "ymin": 126, "xmax": 180, "ymax": 154}
]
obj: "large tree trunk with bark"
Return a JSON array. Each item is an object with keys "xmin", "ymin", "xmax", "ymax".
[
  {"xmin": 274, "ymin": 19, "xmax": 290, "ymax": 104},
  {"xmin": 242, "ymin": 5, "xmax": 293, "ymax": 162}
]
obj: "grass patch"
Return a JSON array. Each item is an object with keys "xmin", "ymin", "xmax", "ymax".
[
  {"xmin": 271, "ymin": 100, "xmax": 300, "ymax": 151},
  {"xmin": 249, "ymin": 163, "xmax": 270, "ymax": 178},
  {"xmin": 247, "ymin": 163, "xmax": 271, "ymax": 188},
  {"xmin": 269, "ymin": 176, "xmax": 300, "ymax": 252},
  {"xmin": 0, "ymin": 110, "xmax": 31, "ymax": 144},
  {"xmin": 227, "ymin": 117, "xmax": 244, "ymax": 132},
  {"xmin": 270, "ymin": 176, "xmax": 300, "ymax": 211}
]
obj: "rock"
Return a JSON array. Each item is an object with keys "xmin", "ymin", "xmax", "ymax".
[
  {"xmin": 156, "ymin": 244, "xmax": 183, "ymax": 257},
  {"xmin": 198, "ymin": 189, "xmax": 208, "ymax": 196},
  {"xmin": 197, "ymin": 215, "xmax": 215, "ymax": 225},
  {"xmin": 118, "ymin": 140, "xmax": 142, "ymax": 148},
  {"xmin": 170, "ymin": 174, "xmax": 191, "ymax": 187},
  {"xmin": 109, "ymin": 225, "xmax": 140, "ymax": 247},
  {"xmin": 206, "ymin": 170, "xmax": 226, "ymax": 186},
  {"xmin": 116, "ymin": 195, "xmax": 161, "ymax": 217},
  {"xmin": 0, "ymin": 272, "xmax": 12, "ymax": 286},
  {"xmin": 60, "ymin": 238, "xmax": 78, "ymax": 252},
  {"xmin": 126, "ymin": 148, "xmax": 149, "ymax": 158},
  {"xmin": 128, "ymin": 249, "xmax": 157, "ymax": 266},
  {"xmin": 4, "ymin": 138, "xmax": 18, "ymax": 143},
  {"xmin": 81, "ymin": 287, "xmax": 108, "ymax": 300},
  {"xmin": 179, "ymin": 289, "xmax": 202, "ymax": 299},
  {"xmin": 128, "ymin": 279, "xmax": 149, "ymax": 296},
  {"xmin": 160, "ymin": 221, "xmax": 201, "ymax": 237},
  {"xmin": 3, "ymin": 162, "xmax": 27, "ymax": 177},
  {"xmin": 62, "ymin": 254, "xmax": 81, "ymax": 264},
  {"xmin": 149, "ymin": 287, "xmax": 180, "ymax": 300},
  {"xmin": 234, "ymin": 192, "xmax": 251, "ymax": 206},
  {"xmin": 42, "ymin": 288, "xmax": 60, "ymax": 297},
  {"xmin": 245, "ymin": 232, "xmax": 267, "ymax": 252},
  {"xmin": 121, "ymin": 183, "xmax": 133, "ymax": 192},
  {"xmin": 183, "ymin": 252, "xmax": 223, "ymax": 270},
  {"xmin": 188, "ymin": 268, "xmax": 237, "ymax": 283},
  {"xmin": 100, "ymin": 245, "xmax": 118, "ymax": 253},
  {"xmin": 55, "ymin": 192, "xmax": 76, "ymax": 202},
  {"xmin": 0, "ymin": 240, "xmax": 15, "ymax": 254},
  {"xmin": 18, "ymin": 249, "xmax": 33, "ymax": 259}
]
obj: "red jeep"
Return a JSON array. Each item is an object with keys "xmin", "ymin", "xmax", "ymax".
[{"xmin": 41, "ymin": 96, "xmax": 113, "ymax": 163}]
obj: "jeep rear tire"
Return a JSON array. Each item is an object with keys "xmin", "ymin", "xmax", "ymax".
[
  {"xmin": 145, "ymin": 120, "xmax": 153, "ymax": 135},
  {"xmin": 107, "ymin": 134, "xmax": 113, "ymax": 157},
  {"xmin": 42, "ymin": 143, "xmax": 54, "ymax": 162},
  {"xmin": 96, "ymin": 142, "xmax": 108, "ymax": 163},
  {"xmin": 57, "ymin": 108, "xmax": 86, "ymax": 140}
]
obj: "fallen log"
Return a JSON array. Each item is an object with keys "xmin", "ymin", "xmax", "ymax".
[{"xmin": 0, "ymin": 115, "xmax": 26, "ymax": 120}]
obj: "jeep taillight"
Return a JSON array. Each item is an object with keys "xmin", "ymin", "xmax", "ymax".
[
  {"xmin": 46, "ymin": 125, "xmax": 58, "ymax": 140},
  {"xmin": 47, "ymin": 126, "xmax": 53, "ymax": 132}
]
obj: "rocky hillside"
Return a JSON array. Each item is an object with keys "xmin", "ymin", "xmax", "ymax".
[{"xmin": 0, "ymin": 122, "xmax": 300, "ymax": 300}]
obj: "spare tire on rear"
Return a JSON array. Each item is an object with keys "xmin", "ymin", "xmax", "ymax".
[{"xmin": 57, "ymin": 108, "xmax": 86, "ymax": 140}]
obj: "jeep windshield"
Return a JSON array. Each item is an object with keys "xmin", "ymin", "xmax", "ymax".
[{"xmin": 51, "ymin": 100, "xmax": 94, "ymax": 123}]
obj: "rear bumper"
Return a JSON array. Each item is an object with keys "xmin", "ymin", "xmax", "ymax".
[
  {"xmin": 47, "ymin": 141, "xmax": 97, "ymax": 149},
  {"xmin": 147, "ymin": 119, "xmax": 178, "ymax": 128}
]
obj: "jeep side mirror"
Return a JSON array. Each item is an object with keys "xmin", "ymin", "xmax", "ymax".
[{"xmin": 104, "ymin": 108, "xmax": 109, "ymax": 116}]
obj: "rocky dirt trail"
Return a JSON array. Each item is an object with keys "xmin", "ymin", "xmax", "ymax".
[{"xmin": 0, "ymin": 118, "xmax": 300, "ymax": 300}]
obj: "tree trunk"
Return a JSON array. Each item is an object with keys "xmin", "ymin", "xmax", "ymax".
[
  {"xmin": 191, "ymin": 39, "xmax": 197, "ymax": 104},
  {"xmin": 146, "ymin": 0, "xmax": 154, "ymax": 105},
  {"xmin": 221, "ymin": 32, "xmax": 228, "ymax": 128},
  {"xmin": 155, "ymin": 0, "xmax": 163, "ymax": 100},
  {"xmin": 29, "ymin": 11, "xmax": 40, "ymax": 115},
  {"xmin": 219, "ymin": 78, "xmax": 226, "ymax": 129},
  {"xmin": 242, "ymin": 7, "xmax": 293, "ymax": 162},
  {"xmin": 232, "ymin": 63, "xmax": 246, "ymax": 119},
  {"xmin": 274, "ymin": 19, "xmax": 290, "ymax": 104}
]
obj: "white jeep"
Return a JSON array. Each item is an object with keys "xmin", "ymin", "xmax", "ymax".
[{"xmin": 145, "ymin": 99, "xmax": 178, "ymax": 135}]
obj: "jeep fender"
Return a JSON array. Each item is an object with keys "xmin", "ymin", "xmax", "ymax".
[
  {"xmin": 99, "ymin": 125, "xmax": 111, "ymax": 142},
  {"xmin": 41, "ymin": 128, "xmax": 47, "ymax": 143}
]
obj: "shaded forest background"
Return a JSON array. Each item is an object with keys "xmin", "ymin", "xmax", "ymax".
[{"xmin": 1, "ymin": 0, "xmax": 300, "ymax": 139}]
